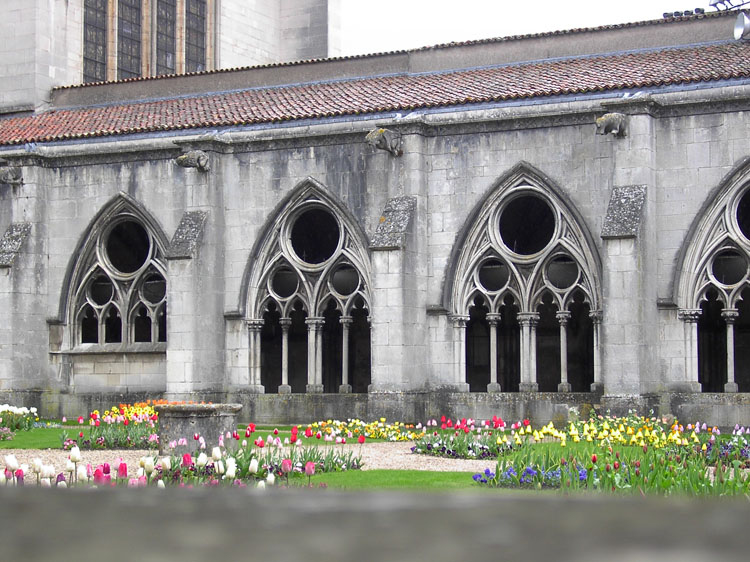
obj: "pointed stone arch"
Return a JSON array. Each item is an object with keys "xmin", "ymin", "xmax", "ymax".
[
  {"xmin": 673, "ymin": 157, "xmax": 750, "ymax": 393},
  {"xmin": 56, "ymin": 192, "xmax": 169, "ymax": 331},
  {"xmin": 444, "ymin": 162, "xmax": 601, "ymax": 393},
  {"xmin": 242, "ymin": 177, "xmax": 372, "ymax": 395}
]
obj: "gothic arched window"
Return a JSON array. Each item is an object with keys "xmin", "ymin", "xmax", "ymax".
[
  {"xmin": 71, "ymin": 214, "xmax": 167, "ymax": 347},
  {"xmin": 449, "ymin": 167, "xmax": 602, "ymax": 393}
]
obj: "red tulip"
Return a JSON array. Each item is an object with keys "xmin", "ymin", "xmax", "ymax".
[
  {"xmin": 304, "ymin": 427, "xmax": 313, "ymax": 438},
  {"xmin": 118, "ymin": 462, "xmax": 127, "ymax": 479},
  {"xmin": 254, "ymin": 437, "xmax": 265, "ymax": 448},
  {"xmin": 591, "ymin": 454, "xmax": 597, "ymax": 463},
  {"xmin": 181, "ymin": 453, "xmax": 192, "ymax": 467},
  {"xmin": 358, "ymin": 435, "xmax": 365, "ymax": 444},
  {"xmin": 193, "ymin": 433, "xmax": 200, "ymax": 441}
]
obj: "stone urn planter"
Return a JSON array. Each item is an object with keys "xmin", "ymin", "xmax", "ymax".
[{"xmin": 155, "ymin": 403, "xmax": 243, "ymax": 455}]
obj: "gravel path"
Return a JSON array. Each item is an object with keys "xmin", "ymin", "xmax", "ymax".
[{"xmin": 1, "ymin": 442, "xmax": 495, "ymax": 476}]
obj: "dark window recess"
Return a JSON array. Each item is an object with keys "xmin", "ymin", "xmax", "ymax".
[
  {"xmin": 499, "ymin": 195, "xmax": 555, "ymax": 255},
  {"xmin": 104, "ymin": 307, "xmax": 123, "ymax": 343},
  {"xmin": 156, "ymin": 0, "xmax": 177, "ymax": 75},
  {"xmin": 106, "ymin": 221, "xmax": 150, "ymax": 274},
  {"xmin": 83, "ymin": 0, "xmax": 107, "ymax": 83},
  {"xmin": 143, "ymin": 273, "xmax": 166, "ymax": 303},
  {"xmin": 738, "ymin": 190, "xmax": 750, "ymax": 241},
  {"xmin": 547, "ymin": 256, "xmax": 579, "ymax": 289},
  {"xmin": 712, "ymin": 250, "xmax": 747, "ymax": 286},
  {"xmin": 332, "ymin": 265, "xmax": 359, "ymax": 295},
  {"xmin": 133, "ymin": 305, "xmax": 152, "ymax": 342},
  {"xmin": 90, "ymin": 275, "xmax": 114, "ymax": 305},
  {"xmin": 158, "ymin": 305, "xmax": 167, "ymax": 342},
  {"xmin": 291, "ymin": 208, "xmax": 340, "ymax": 264},
  {"xmin": 478, "ymin": 259, "xmax": 509, "ymax": 292},
  {"xmin": 272, "ymin": 268, "xmax": 298, "ymax": 298},
  {"xmin": 81, "ymin": 305, "xmax": 99, "ymax": 343},
  {"xmin": 117, "ymin": 0, "xmax": 142, "ymax": 80},
  {"xmin": 185, "ymin": 0, "xmax": 206, "ymax": 73}
]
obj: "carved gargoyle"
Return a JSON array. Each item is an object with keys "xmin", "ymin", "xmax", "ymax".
[
  {"xmin": 0, "ymin": 162, "xmax": 22, "ymax": 185},
  {"xmin": 595, "ymin": 113, "xmax": 627, "ymax": 138},
  {"xmin": 175, "ymin": 150, "xmax": 210, "ymax": 172},
  {"xmin": 366, "ymin": 128, "xmax": 402, "ymax": 156}
]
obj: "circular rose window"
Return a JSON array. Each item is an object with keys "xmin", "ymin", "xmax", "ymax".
[
  {"xmin": 290, "ymin": 208, "xmax": 340, "ymax": 265},
  {"xmin": 499, "ymin": 195, "xmax": 555, "ymax": 255}
]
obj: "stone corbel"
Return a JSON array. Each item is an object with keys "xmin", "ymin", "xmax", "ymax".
[
  {"xmin": 595, "ymin": 112, "xmax": 627, "ymax": 138},
  {"xmin": 0, "ymin": 160, "xmax": 23, "ymax": 185},
  {"xmin": 175, "ymin": 150, "xmax": 210, "ymax": 172},
  {"xmin": 365, "ymin": 127, "xmax": 402, "ymax": 156}
]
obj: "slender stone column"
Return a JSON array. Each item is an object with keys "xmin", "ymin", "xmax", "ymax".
[
  {"xmin": 518, "ymin": 312, "xmax": 539, "ymax": 392},
  {"xmin": 557, "ymin": 310, "xmax": 572, "ymax": 392},
  {"xmin": 245, "ymin": 319, "xmax": 265, "ymax": 391},
  {"xmin": 450, "ymin": 315, "xmax": 470, "ymax": 387},
  {"xmin": 486, "ymin": 313, "xmax": 501, "ymax": 392},
  {"xmin": 339, "ymin": 316, "xmax": 353, "ymax": 393},
  {"xmin": 278, "ymin": 318, "xmax": 292, "ymax": 394},
  {"xmin": 677, "ymin": 309, "xmax": 702, "ymax": 392},
  {"xmin": 589, "ymin": 311, "xmax": 603, "ymax": 392},
  {"xmin": 722, "ymin": 308, "xmax": 739, "ymax": 393},
  {"xmin": 305, "ymin": 317, "xmax": 325, "ymax": 393}
]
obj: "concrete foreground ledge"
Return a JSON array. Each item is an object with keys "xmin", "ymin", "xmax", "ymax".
[{"xmin": 0, "ymin": 488, "xmax": 747, "ymax": 561}]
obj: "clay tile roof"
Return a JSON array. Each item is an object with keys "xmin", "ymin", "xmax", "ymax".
[{"xmin": 2, "ymin": 41, "xmax": 750, "ymax": 146}]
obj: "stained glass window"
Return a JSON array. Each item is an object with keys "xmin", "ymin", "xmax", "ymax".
[{"xmin": 83, "ymin": 0, "xmax": 107, "ymax": 83}]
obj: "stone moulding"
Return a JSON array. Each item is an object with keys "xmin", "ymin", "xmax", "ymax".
[
  {"xmin": 370, "ymin": 196, "xmax": 417, "ymax": 250},
  {"xmin": 165, "ymin": 211, "xmax": 208, "ymax": 260},
  {"xmin": 601, "ymin": 185, "xmax": 646, "ymax": 239},
  {"xmin": 0, "ymin": 222, "xmax": 31, "ymax": 267}
]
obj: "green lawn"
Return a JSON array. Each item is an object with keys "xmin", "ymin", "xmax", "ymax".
[
  {"xmin": 309, "ymin": 469, "xmax": 482, "ymax": 491},
  {"xmin": 0, "ymin": 427, "xmax": 75, "ymax": 449}
]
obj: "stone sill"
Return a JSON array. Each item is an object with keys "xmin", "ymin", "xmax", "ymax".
[{"xmin": 54, "ymin": 343, "xmax": 167, "ymax": 356}]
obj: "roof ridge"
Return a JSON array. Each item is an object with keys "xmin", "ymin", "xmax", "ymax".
[{"xmin": 51, "ymin": 11, "xmax": 736, "ymax": 92}]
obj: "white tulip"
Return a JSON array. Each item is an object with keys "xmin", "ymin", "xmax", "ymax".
[
  {"xmin": 215, "ymin": 460, "xmax": 225, "ymax": 475},
  {"xmin": 266, "ymin": 472, "xmax": 275, "ymax": 485},
  {"xmin": 144, "ymin": 457, "xmax": 155, "ymax": 475},
  {"xmin": 69, "ymin": 446, "xmax": 82, "ymax": 463},
  {"xmin": 77, "ymin": 465, "xmax": 88, "ymax": 482},
  {"xmin": 57, "ymin": 481, "xmax": 67, "ymax": 489},
  {"xmin": 32, "ymin": 458, "xmax": 43, "ymax": 474},
  {"xmin": 225, "ymin": 464, "xmax": 236, "ymax": 480},
  {"xmin": 4, "ymin": 454, "xmax": 18, "ymax": 472},
  {"xmin": 40, "ymin": 478, "xmax": 51, "ymax": 488},
  {"xmin": 157, "ymin": 479, "xmax": 165, "ymax": 489},
  {"xmin": 196, "ymin": 453, "xmax": 208, "ymax": 468},
  {"xmin": 256, "ymin": 480, "xmax": 265, "ymax": 490},
  {"xmin": 211, "ymin": 447, "xmax": 222, "ymax": 462},
  {"xmin": 248, "ymin": 458, "xmax": 258, "ymax": 474},
  {"xmin": 42, "ymin": 465, "xmax": 56, "ymax": 479},
  {"xmin": 160, "ymin": 456, "xmax": 171, "ymax": 471}
]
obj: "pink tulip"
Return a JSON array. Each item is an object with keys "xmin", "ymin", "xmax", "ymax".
[
  {"xmin": 118, "ymin": 462, "xmax": 127, "ymax": 479},
  {"xmin": 304, "ymin": 461, "xmax": 315, "ymax": 476},
  {"xmin": 281, "ymin": 459, "xmax": 293, "ymax": 474}
]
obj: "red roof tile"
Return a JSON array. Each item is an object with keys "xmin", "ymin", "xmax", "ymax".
[{"xmin": 2, "ymin": 42, "xmax": 750, "ymax": 146}]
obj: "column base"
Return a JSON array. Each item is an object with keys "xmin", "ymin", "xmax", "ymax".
[
  {"xmin": 306, "ymin": 384, "xmax": 324, "ymax": 394},
  {"xmin": 519, "ymin": 383, "xmax": 538, "ymax": 392},
  {"xmin": 725, "ymin": 382, "xmax": 739, "ymax": 393},
  {"xmin": 557, "ymin": 382, "xmax": 572, "ymax": 393},
  {"xmin": 278, "ymin": 385, "xmax": 291, "ymax": 395},
  {"xmin": 669, "ymin": 381, "xmax": 702, "ymax": 393},
  {"xmin": 338, "ymin": 384, "xmax": 352, "ymax": 394},
  {"xmin": 590, "ymin": 382, "xmax": 604, "ymax": 393},
  {"xmin": 243, "ymin": 384, "xmax": 265, "ymax": 394},
  {"xmin": 486, "ymin": 383, "xmax": 502, "ymax": 393}
]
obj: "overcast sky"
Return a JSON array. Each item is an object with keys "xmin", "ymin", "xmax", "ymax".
[{"xmin": 339, "ymin": 1, "xmax": 729, "ymax": 56}]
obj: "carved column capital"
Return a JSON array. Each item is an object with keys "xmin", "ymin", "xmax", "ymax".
[
  {"xmin": 556, "ymin": 310, "xmax": 572, "ymax": 325},
  {"xmin": 339, "ymin": 316, "xmax": 354, "ymax": 326},
  {"xmin": 485, "ymin": 313, "xmax": 502, "ymax": 325},
  {"xmin": 721, "ymin": 308, "xmax": 740, "ymax": 324},
  {"xmin": 588, "ymin": 310, "xmax": 603, "ymax": 324},
  {"xmin": 678, "ymin": 308, "xmax": 702, "ymax": 323},
  {"xmin": 278, "ymin": 318, "xmax": 292, "ymax": 330},
  {"xmin": 450, "ymin": 314, "xmax": 470, "ymax": 328},
  {"xmin": 305, "ymin": 317, "xmax": 326, "ymax": 330},
  {"xmin": 517, "ymin": 312, "xmax": 540, "ymax": 327},
  {"xmin": 245, "ymin": 319, "xmax": 264, "ymax": 332}
]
